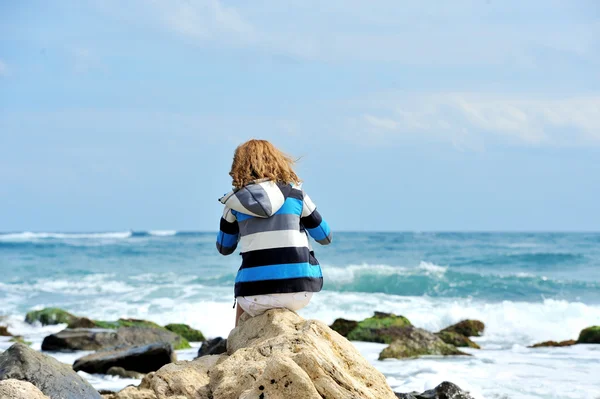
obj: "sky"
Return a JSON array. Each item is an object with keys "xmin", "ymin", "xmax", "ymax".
[{"xmin": 1, "ymin": 0, "xmax": 599, "ymax": 232}]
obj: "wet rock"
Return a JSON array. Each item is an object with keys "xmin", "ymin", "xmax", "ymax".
[
  {"xmin": 347, "ymin": 312, "xmax": 412, "ymax": 343},
  {"xmin": 329, "ymin": 318, "xmax": 359, "ymax": 337},
  {"xmin": 25, "ymin": 307, "xmax": 78, "ymax": 326},
  {"xmin": 395, "ymin": 381, "xmax": 475, "ymax": 399},
  {"xmin": 197, "ymin": 337, "xmax": 227, "ymax": 357},
  {"xmin": 73, "ymin": 342, "xmax": 175, "ymax": 374},
  {"xmin": 42, "ymin": 326, "xmax": 188, "ymax": 352},
  {"xmin": 0, "ymin": 343, "xmax": 102, "ymax": 399},
  {"xmin": 0, "ymin": 379, "xmax": 50, "ymax": 399},
  {"xmin": 42, "ymin": 328, "xmax": 119, "ymax": 351},
  {"xmin": 439, "ymin": 320, "xmax": 485, "ymax": 337},
  {"xmin": 0, "ymin": 325, "xmax": 12, "ymax": 336},
  {"xmin": 529, "ymin": 339, "xmax": 577, "ymax": 348},
  {"xmin": 164, "ymin": 323, "xmax": 205, "ymax": 342},
  {"xmin": 435, "ymin": 331, "xmax": 480, "ymax": 349},
  {"xmin": 379, "ymin": 326, "xmax": 469, "ymax": 360},
  {"xmin": 577, "ymin": 326, "xmax": 600, "ymax": 344},
  {"xmin": 67, "ymin": 316, "xmax": 97, "ymax": 329},
  {"xmin": 107, "ymin": 366, "xmax": 146, "ymax": 379}
]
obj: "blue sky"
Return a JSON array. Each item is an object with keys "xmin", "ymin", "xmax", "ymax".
[{"xmin": 1, "ymin": 0, "xmax": 599, "ymax": 232}]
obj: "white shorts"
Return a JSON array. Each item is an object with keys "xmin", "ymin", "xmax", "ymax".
[{"xmin": 237, "ymin": 291, "xmax": 313, "ymax": 317}]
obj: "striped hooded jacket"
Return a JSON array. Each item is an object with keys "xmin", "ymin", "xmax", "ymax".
[{"xmin": 216, "ymin": 180, "xmax": 332, "ymax": 298}]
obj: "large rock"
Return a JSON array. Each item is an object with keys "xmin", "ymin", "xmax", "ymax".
[
  {"xmin": 197, "ymin": 337, "xmax": 227, "ymax": 357},
  {"xmin": 435, "ymin": 331, "xmax": 480, "ymax": 349},
  {"xmin": 164, "ymin": 323, "xmax": 205, "ymax": 342},
  {"xmin": 73, "ymin": 343, "xmax": 175, "ymax": 374},
  {"xmin": 329, "ymin": 318, "xmax": 359, "ymax": 337},
  {"xmin": 0, "ymin": 326, "xmax": 12, "ymax": 336},
  {"xmin": 0, "ymin": 343, "xmax": 102, "ymax": 399},
  {"xmin": 347, "ymin": 312, "xmax": 412, "ymax": 343},
  {"xmin": 42, "ymin": 326, "xmax": 188, "ymax": 352},
  {"xmin": 577, "ymin": 326, "xmax": 600, "ymax": 344},
  {"xmin": 25, "ymin": 307, "xmax": 79, "ymax": 326},
  {"xmin": 395, "ymin": 381, "xmax": 475, "ymax": 399},
  {"xmin": 0, "ymin": 379, "xmax": 50, "ymax": 399},
  {"xmin": 42, "ymin": 328, "xmax": 119, "ymax": 351},
  {"xmin": 529, "ymin": 339, "xmax": 576, "ymax": 348},
  {"xmin": 440, "ymin": 320, "xmax": 485, "ymax": 337},
  {"xmin": 109, "ymin": 309, "xmax": 398, "ymax": 399},
  {"xmin": 379, "ymin": 326, "xmax": 468, "ymax": 360}
]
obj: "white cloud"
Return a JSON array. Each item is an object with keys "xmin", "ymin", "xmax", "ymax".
[
  {"xmin": 0, "ymin": 60, "xmax": 8, "ymax": 76},
  {"xmin": 133, "ymin": 0, "xmax": 599, "ymax": 66},
  {"xmin": 360, "ymin": 93, "xmax": 600, "ymax": 147},
  {"xmin": 150, "ymin": 0, "xmax": 257, "ymax": 44}
]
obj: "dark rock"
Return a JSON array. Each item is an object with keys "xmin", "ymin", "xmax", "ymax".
[
  {"xmin": 440, "ymin": 320, "xmax": 485, "ymax": 337},
  {"xmin": 379, "ymin": 327, "xmax": 469, "ymax": 360},
  {"xmin": 42, "ymin": 328, "xmax": 119, "ymax": 351},
  {"xmin": 577, "ymin": 326, "xmax": 600, "ymax": 344},
  {"xmin": 0, "ymin": 343, "xmax": 102, "ymax": 399},
  {"xmin": 347, "ymin": 312, "xmax": 412, "ymax": 343},
  {"xmin": 435, "ymin": 331, "xmax": 480, "ymax": 349},
  {"xmin": 329, "ymin": 318, "xmax": 359, "ymax": 337},
  {"xmin": 0, "ymin": 326, "xmax": 12, "ymax": 336},
  {"xmin": 395, "ymin": 381, "xmax": 475, "ymax": 399},
  {"xmin": 164, "ymin": 323, "xmax": 205, "ymax": 342},
  {"xmin": 73, "ymin": 342, "xmax": 175, "ymax": 374},
  {"xmin": 197, "ymin": 337, "xmax": 228, "ymax": 357},
  {"xmin": 67, "ymin": 317, "xmax": 97, "ymax": 329},
  {"xmin": 529, "ymin": 339, "xmax": 577, "ymax": 348},
  {"xmin": 106, "ymin": 366, "xmax": 145, "ymax": 379},
  {"xmin": 25, "ymin": 308, "xmax": 78, "ymax": 326},
  {"xmin": 42, "ymin": 326, "xmax": 188, "ymax": 352}
]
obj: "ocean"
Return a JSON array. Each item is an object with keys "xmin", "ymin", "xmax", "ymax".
[{"xmin": 1, "ymin": 231, "xmax": 599, "ymax": 398}]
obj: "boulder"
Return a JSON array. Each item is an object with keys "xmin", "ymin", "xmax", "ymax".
[
  {"xmin": 395, "ymin": 381, "xmax": 475, "ymax": 399},
  {"xmin": 109, "ymin": 309, "xmax": 398, "ymax": 399},
  {"xmin": 529, "ymin": 339, "xmax": 577, "ymax": 348},
  {"xmin": 25, "ymin": 307, "xmax": 78, "ymax": 326},
  {"xmin": 577, "ymin": 326, "xmax": 600, "ymax": 344},
  {"xmin": 73, "ymin": 342, "xmax": 175, "ymax": 374},
  {"xmin": 0, "ymin": 343, "xmax": 102, "ymax": 399},
  {"xmin": 347, "ymin": 312, "xmax": 412, "ymax": 343},
  {"xmin": 440, "ymin": 320, "xmax": 485, "ymax": 337},
  {"xmin": 42, "ymin": 328, "xmax": 119, "ymax": 351},
  {"xmin": 164, "ymin": 323, "xmax": 205, "ymax": 342},
  {"xmin": 379, "ymin": 326, "xmax": 469, "ymax": 360},
  {"xmin": 0, "ymin": 379, "xmax": 50, "ymax": 399},
  {"xmin": 67, "ymin": 316, "xmax": 97, "ymax": 329},
  {"xmin": 0, "ymin": 326, "xmax": 12, "ymax": 336},
  {"xmin": 435, "ymin": 331, "xmax": 480, "ymax": 349},
  {"xmin": 107, "ymin": 366, "xmax": 146, "ymax": 379},
  {"xmin": 197, "ymin": 337, "xmax": 227, "ymax": 357},
  {"xmin": 329, "ymin": 318, "xmax": 359, "ymax": 337},
  {"xmin": 42, "ymin": 326, "xmax": 189, "ymax": 352}
]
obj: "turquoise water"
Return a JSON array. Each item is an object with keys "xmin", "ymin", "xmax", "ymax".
[
  {"xmin": 2, "ymin": 231, "xmax": 600, "ymax": 312},
  {"xmin": 1, "ymin": 231, "xmax": 600, "ymax": 398}
]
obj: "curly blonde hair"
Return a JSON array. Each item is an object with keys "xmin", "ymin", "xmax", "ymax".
[{"xmin": 230, "ymin": 140, "xmax": 301, "ymax": 189}]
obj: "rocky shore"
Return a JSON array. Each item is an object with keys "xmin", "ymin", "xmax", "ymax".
[{"xmin": 0, "ymin": 307, "xmax": 598, "ymax": 398}]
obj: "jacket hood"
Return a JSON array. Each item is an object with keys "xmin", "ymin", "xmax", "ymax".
[{"xmin": 219, "ymin": 180, "xmax": 293, "ymax": 218}]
